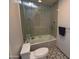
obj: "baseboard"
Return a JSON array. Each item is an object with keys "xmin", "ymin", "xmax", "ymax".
[{"xmin": 9, "ymin": 55, "xmax": 20, "ymax": 59}]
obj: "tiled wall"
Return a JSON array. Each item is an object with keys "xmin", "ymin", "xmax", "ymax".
[
  {"xmin": 31, "ymin": 7, "xmax": 52, "ymax": 35},
  {"xmin": 20, "ymin": 3, "xmax": 58, "ymax": 40}
]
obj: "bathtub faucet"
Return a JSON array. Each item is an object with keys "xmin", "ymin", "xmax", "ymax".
[{"xmin": 26, "ymin": 34, "xmax": 32, "ymax": 43}]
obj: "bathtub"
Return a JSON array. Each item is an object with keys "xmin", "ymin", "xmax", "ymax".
[
  {"xmin": 29, "ymin": 35, "xmax": 57, "ymax": 51},
  {"xmin": 30, "ymin": 35, "xmax": 56, "ymax": 44}
]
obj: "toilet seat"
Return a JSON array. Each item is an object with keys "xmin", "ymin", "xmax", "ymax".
[
  {"xmin": 33, "ymin": 47, "xmax": 49, "ymax": 58},
  {"xmin": 30, "ymin": 52, "xmax": 36, "ymax": 59}
]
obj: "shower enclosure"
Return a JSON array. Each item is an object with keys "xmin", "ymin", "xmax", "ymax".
[{"xmin": 19, "ymin": 0, "xmax": 58, "ymax": 44}]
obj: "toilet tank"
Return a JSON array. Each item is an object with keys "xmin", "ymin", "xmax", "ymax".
[{"xmin": 20, "ymin": 43, "xmax": 30, "ymax": 59}]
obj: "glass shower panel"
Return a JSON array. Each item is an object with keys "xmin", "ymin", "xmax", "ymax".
[
  {"xmin": 19, "ymin": 0, "xmax": 58, "ymax": 42},
  {"xmin": 19, "ymin": 1, "xmax": 33, "ymax": 41}
]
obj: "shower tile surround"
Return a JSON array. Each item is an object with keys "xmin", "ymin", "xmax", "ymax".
[{"xmin": 20, "ymin": 1, "xmax": 58, "ymax": 40}]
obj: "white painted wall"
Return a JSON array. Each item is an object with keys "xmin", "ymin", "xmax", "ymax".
[
  {"xmin": 9, "ymin": 0, "xmax": 24, "ymax": 59},
  {"xmin": 57, "ymin": 0, "xmax": 70, "ymax": 58},
  {"xmin": 58, "ymin": 0, "xmax": 70, "ymax": 28}
]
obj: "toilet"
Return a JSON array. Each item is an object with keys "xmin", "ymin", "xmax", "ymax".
[{"xmin": 20, "ymin": 43, "xmax": 49, "ymax": 59}]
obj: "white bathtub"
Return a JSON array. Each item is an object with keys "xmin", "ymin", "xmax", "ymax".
[
  {"xmin": 30, "ymin": 35, "xmax": 56, "ymax": 51},
  {"xmin": 30, "ymin": 35, "xmax": 56, "ymax": 45}
]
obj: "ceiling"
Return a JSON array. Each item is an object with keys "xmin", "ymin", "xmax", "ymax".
[{"xmin": 22, "ymin": 0, "xmax": 58, "ymax": 6}]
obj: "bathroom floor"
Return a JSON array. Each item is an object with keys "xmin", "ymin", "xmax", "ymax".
[{"xmin": 48, "ymin": 46, "xmax": 69, "ymax": 59}]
